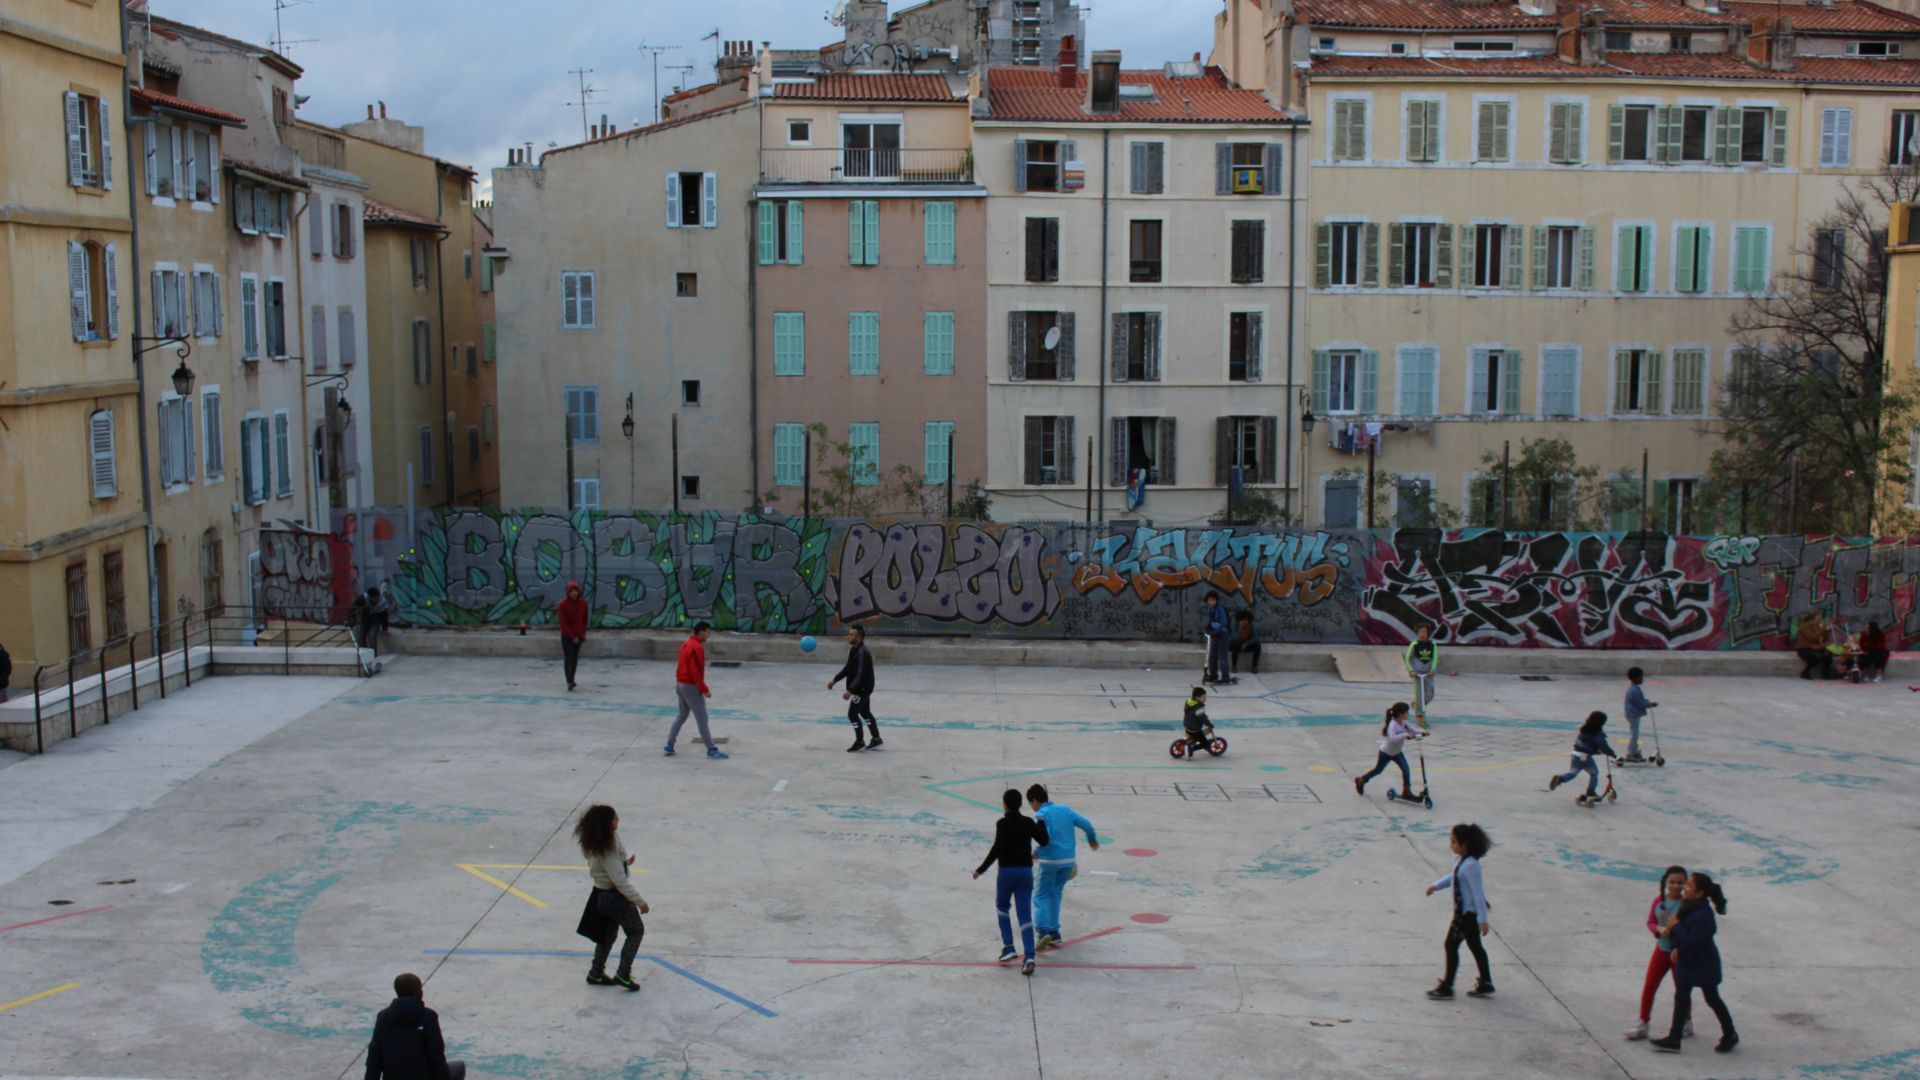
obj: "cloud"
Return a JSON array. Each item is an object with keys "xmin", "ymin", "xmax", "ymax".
[{"xmin": 147, "ymin": 0, "xmax": 1220, "ymax": 195}]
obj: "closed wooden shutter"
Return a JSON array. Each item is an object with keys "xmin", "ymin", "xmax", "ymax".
[
  {"xmin": 1215, "ymin": 417, "xmax": 1233, "ymax": 486},
  {"xmin": 1056, "ymin": 312, "xmax": 1075, "ymax": 381},
  {"xmin": 1245, "ymin": 313, "xmax": 1263, "ymax": 383},
  {"xmin": 1363, "ymin": 223, "xmax": 1380, "ymax": 287},
  {"xmin": 1008, "ymin": 313, "xmax": 1027, "ymax": 381},
  {"xmin": 1110, "ymin": 417, "xmax": 1128, "ymax": 486},
  {"xmin": 1314, "ymin": 223, "xmax": 1331, "ymax": 287},
  {"xmin": 341, "ymin": 309, "xmax": 358, "ymax": 366},
  {"xmin": 787, "ymin": 201, "xmax": 805, "ymax": 264},
  {"xmin": 1144, "ymin": 313, "xmax": 1162, "ymax": 381},
  {"xmin": 65, "ymin": 92, "xmax": 86, "ymax": 186},
  {"xmin": 1216, "ymin": 143, "xmax": 1232, "ymax": 194},
  {"xmin": 1013, "ymin": 138, "xmax": 1028, "ymax": 192},
  {"xmin": 1110, "ymin": 314, "xmax": 1130, "ymax": 383},
  {"xmin": 104, "ymin": 242, "xmax": 119, "ymax": 339},
  {"xmin": 1359, "ymin": 350, "xmax": 1378, "ymax": 414},
  {"xmin": 311, "ymin": 306, "xmax": 328, "ymax": 370},
  {"xmin": 702, "ymin": 172, "xmax": 718, "ymax": 227},
  {"xmin": 1435, "ymin": 224, "xmax": 1453, "ymax": 288},
  {"xmin": 68, "ymin": 240, "xmax": 90, "ymax": 341},
  {"xmin": 1160, "ymin": 418, "xmax": 1178, "ymax": 484},
  {"xmin": 90, "ymin": 410, "xmax": 116, "ymax": 499},
  {"xmin": 1058, "ymin": 416, "xmax": 1075, "ymax": 484},
  {"xmin": 1024, "ymin": 417, "xmax": 1043, "ymax": 484},
  {"xmin": 1502, "ymin": 350, "xmax": 1522, "ymax": 415},
  {"xmin": 665, "ymin": 172, "xmax": 681, "ymax": 228},
  {"xmin": 1578, "ymin": 226, "xmax": 1596, "ymax": 290},
  {"xmin": 757, "ymin": 202, "xmax": 777, "ymax": 264}
]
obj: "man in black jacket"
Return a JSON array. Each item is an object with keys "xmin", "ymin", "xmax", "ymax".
[
  {"xmin": 828, "ymin": 625, "xmax": 883, "ymax": 752},
  {"xmin": 365, "ymin": 973, "xmax": 464, "ymax": 1080}
]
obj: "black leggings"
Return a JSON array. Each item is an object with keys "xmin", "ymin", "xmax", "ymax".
[
  {"xmin": 1669, "ymin": 981, "xmax": 1735, "ymax": 1040},
  {"xmin": 592, "ymin": 897, "xmax": 644, "ymax": 978},
  {"xmin": 1442, "ymin": 912, "xmax": 1490, "ymax": 988}
]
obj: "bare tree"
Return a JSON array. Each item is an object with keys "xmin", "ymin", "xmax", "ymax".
[{"xmin": 1704, "ymin": 159, "xmax": 1920, "ymax": 534}]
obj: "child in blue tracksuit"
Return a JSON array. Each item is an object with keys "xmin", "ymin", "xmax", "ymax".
[
  {"xmin": 1203, "ymin": 591, "xmax": 1234, "ymax": 685},
  {"xmin": 1425, "ymin": 822, "xmax": 1493, "ymax": 998},
  {"xmin": 1026, "ymin": 783, "xmax": 1098, "ymax": 951},
  {"xmin": 1549, "ymin": 711, "xmax": 1619, "ymax": 800},
  {"xmin": 1623, "ymin": 667, "xmax": 1657, "ymax": 762}
]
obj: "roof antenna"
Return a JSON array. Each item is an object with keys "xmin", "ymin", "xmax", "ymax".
[
  {"xmin": 563, "ymin": 67, "xmax": 601, "ymax": 141},
  {"xmin": 269, "ymin": 0, "xmax": 317, "ymax": 57},
  {"xmin": 638, "ymin": 41, "xmax": 679, "ymax": 125}
]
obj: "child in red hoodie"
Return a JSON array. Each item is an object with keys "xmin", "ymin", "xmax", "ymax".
[{"xmin": 557, "ymin": 582, "xmax": 589, "ymax": 691}]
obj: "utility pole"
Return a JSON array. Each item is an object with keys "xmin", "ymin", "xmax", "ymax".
[
  {"xmin": 1640, "ymin": 448, "xmax": 1651, "ymax": 533},
  {"xmin": 563, "ymin": 67, "xmax": 600, "ymax": 142},
  {"xmin": 637, "ymin": 42, "xmax": 677, "ymax": 125},
  {"xmin": 1500, "ymin": 440, "xmax": 1512, "ymax": 531}
]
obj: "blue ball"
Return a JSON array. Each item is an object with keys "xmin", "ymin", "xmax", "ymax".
[{"xmin": 800, "ymin": 635, "xmax": 817, "ymax": 653}]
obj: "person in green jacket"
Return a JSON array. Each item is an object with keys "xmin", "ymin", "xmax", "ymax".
[{"xmin": 1405, "ymin": 623, "xmax": 1438, "ymax": 723}]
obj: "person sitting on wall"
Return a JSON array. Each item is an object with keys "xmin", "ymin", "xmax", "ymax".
[
  {"xmin": 1229, "ymin": 610, "xmax": 1261, "ymax": 675},
  {"xmin": 1794, "ymin": 613, "xmax": 1835, "ymax": 680}
]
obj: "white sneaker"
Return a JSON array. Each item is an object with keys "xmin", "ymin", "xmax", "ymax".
[{"xmin": 1624, "ymin": 1020, "xmax": 1649, "ymax": 1041}]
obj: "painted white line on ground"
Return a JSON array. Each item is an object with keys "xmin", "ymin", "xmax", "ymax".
[
  {"xmin": 773, "ymin": 778, "xmax": 788, "ymax": 792},
  {"xmin": 163, "ymin": 882, "xmax": 189, "ymax": 894},
  {"xmin": 1088, "ymin": 870, "xmax": 1119, "ymax": 876}
]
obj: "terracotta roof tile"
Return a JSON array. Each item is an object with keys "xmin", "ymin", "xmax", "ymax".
[
  {"xmin": 664, "ymin": 78, "xmax": 743, "ymax": 105},
  {"xmin": 1298, "ymin": 0, "xmax": 1550, "ymax": 30},
  {"xmin": 773, "ymin": 74, "xmax": 961, "ymax": 101},
  {"xmin": 541, "ymin": 100, "xmax": 756, "ymax": 161},
  {"xmin": 131, "ymin": 86, "xmax": 246, "ymax": 126},
  {"xmin": 1309, "ymin": 50, "xmax": 1920, "ymax": 84},
  {"xmin": 984, "ymin": 66, "xmax": 1298, "ymax": 124},
  {"xmin": 228, "ymin": 161, "xmax": 309, "ymax": 190},
  {"xmin": 361, "ymin": 195, "xmax": 442, "ymax": 229},
  {"xmin": 1722, "ymin": 0, "xmax": 1920, "ymax": 32}
]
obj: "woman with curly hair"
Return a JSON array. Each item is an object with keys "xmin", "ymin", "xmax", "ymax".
[{"xmin": 575, "ymin": 804, "xmax": 649, "ymax": 991}]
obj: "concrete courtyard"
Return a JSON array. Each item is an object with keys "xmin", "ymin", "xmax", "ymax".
[{"xmin": 0, "ymin": 647, "xmax": 1915, "ymax": 1080}]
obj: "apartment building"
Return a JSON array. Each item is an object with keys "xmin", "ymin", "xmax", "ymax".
[
  {"xmin": 977, "ymin": 48, "xmax": 1308, "ymax": 523},
  {"xmin": 0, "ymin": 1, "xmax": 143, "ymax": 668},
  {"xmin": 755, "ymin": 72, "xmax": 988, "ymax": 513},
  {"xmin": 490, "ymin": 104, "xmax": 760, "ymax": 511},
  {"xmin": 1216, "ymin": 0, "xmax": 1920, "ymax": 530}
]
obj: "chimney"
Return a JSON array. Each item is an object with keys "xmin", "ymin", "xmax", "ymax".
[
  {"xmin": 1087, "ymin": 49, "xmax": 1121, "ymax": 113},
  {"xmin": 378, "ymin": 101, "xmax": 387, "ymax": 118},
  {"xmin": 1745, "ymin": 14, "xmax": 1795, "ymax": 69},
  {"xmin": 1562, "ymin": 8, "xmax": 1607, "ymax": 65},
  {"xmin": 366, "ymin": 103, "xmax": 375, "ymax": 119},
  {"xmin": 1057, "ymin": 34, "xmax": 1078, "ymax": 88}
]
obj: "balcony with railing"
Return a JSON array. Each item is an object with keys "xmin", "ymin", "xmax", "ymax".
[{"xmin": 759, "ymin": 147, "xmax": 972, "ymax": 185}]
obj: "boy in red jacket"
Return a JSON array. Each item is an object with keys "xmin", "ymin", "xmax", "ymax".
[
  {"xmin": 557, "ymin": 582, "xmax": 589, "ymax": 691},
  {"xmin": 665, "ymin": 622, "xmax": 727, "ymax": 758}
]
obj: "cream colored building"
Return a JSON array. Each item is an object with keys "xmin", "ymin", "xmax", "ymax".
[
  {"xmin": 0, "ymin": 1, "xmax": 144, "ymax": 670},
  {"xmin": 977, "ymin": 51, "xmax": 1309, "ymax": 524},
  {"xmin": 289, "ymin": 121, "xmax": 374, "ymax": 520},
  {"xmin": 1218, "ymin": 0, "xmax": 1920, "ymax": 530}
]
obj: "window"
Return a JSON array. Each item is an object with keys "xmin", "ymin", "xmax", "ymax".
[
  {"xmin": 842, "ymin": 118, "xmax": 902, "ymax": 179},
  {"xmin": 1025, "ymin": 217, "xmax": 1060, "ymax": 282},
  {"xmin": 240, "ymin": 416, "xmax": 269, "ymax": 504},
  {"xmin": 1218, "ymin": 416, "xmax": 1278, "ymax": 484},
  {"xmin": 773, "ymin": 312, "xmax": 806, "ymax": 375},
  {"xmin": 1892, "ymin": 110, "xmax": 1920, "ymax": 166},
  {"xmin": 1229, "ymin": 312, "xmax": 1264, "ymax": 382},
  {"xmin": 479, "ymin": 322, "xmax": 491, "ymax": 364},
  {"xmin": 150, "ymin": 268, "xmax": 186, "ymax": 339},
  {"xmin": 1316, "ymin": 349, "xmax": 1370, "ymax": 414},
  {"xmin": 1733, "ymin": 226, "xmax": 1770, "ymax": 293},
  {"xmin": 773, "ymin": 422, "xmax": 806, "ymax": 486},
  {"xmin": 667, "ymin": 171, "xmax": 716, "ymax": 227},
  {"xmin": 1852, "ymin": 39, "xmax": 1901, "ymax": 56},
  {"xmin": 68, "ymin": 240, "xmax": 116, "ymax": 342},
  {"xmin": 460, "ymin": 251, "xmax": 472, "ymax": 280},
  {"xmin": 1549, "ymin": 101, "xmax": 1586, "ymax": 164},
  {"xmin": 264, "ymin": 279, "xmax": 286, "ymax": 357},
  {"xmin": 923, "ymin": 200, "xmax": 956, "ymax": 265},
  {"xmin": 1326, "ymin": 476, "xmax": 1362, "ymax": 528},
  {"xmin": 1614, "ymin": 349, "xmax": 1664, "ymax": 414},
  {"xmin": 676, "ymin": 272, "xmax": 697, "ymax": 297},
  {"xmin": 1655, "ymin": 478, "xmax": 1697, "ymax": 533},
  {"xmin": 89, "ymin": 409, "xmax": 116, "ymax": 499},
  {"xmin": 409, "ymin": 235, "xmax": 431, "ymax": 287},
  {"xmin": 1392, "ymin": 222, "xmax": 1446, "ymax": 288},
  {"xmin": 1017, "ymin": 139, "xmax": 1063, "ymax": 191},
  {"xmin": 1614, "ymin": 104, "xmax": 1656, "ymax": 162},
  {"xmin": 253, "ymin": 189, "xmax": 288, "ymax": 237},
  {"xmin": 308, "ymin": 306, "xmax": 329, "ymax": 370},
  {"xmin": 1671, "ymin": 348, "xmax": 1706, "ymax": 415},
  {"xmin": 1728, "ymin": 348, "xmax": 1761, "ymax": 414},
  {"xmin": 1819, "ymin": 107, "xmax": 1854, "ymax": 168},
  {"xmin": 573, "ymin": 476, "xmax": 599, "ymax": 509},
  {"xmin": 201, "ymin": 528, "xmax": 224, "ymax": 611},
  {"xmin": 334, "ymin": 202, "xmax": 355, "ymax": 256},
  {"xmin": 97, "ymin": 549, "xmax": 126, "ymax": 643},
  {"xmin": 1469, "ymin": 224, "xmax": 1514, "ymax": 288},
  {"xmin": 1476, "ymin": 99, "xmax": 1511, "ymax": 162},
  {"xmin": 1740, "ymin": 108, "xmax": 1770, "ymax": 164},
  {"xmin": 1129, "ymin": 141, "xmax": 1165, "ymax": 194},
  {"xmin": 1220, "ymin": 141, "xmax": 1278, "ymax": 194},
  {"xmin": 1022, "ymin": 415, "xmax": 1076, "ymax": 485},
  {"xmin": 1396, "ymin": 477, "xmax": 1437, "ymax": 527},
  {"xmin": 1318, "ymin": 36, "xmax": 1337, "ymax": 51},
  {"xmin": 1469, "ymin": 348, "xmax": 1521, "ymax": 414},
  {"xmin": 190, "ymin": 270, "xmax": 221, "ymax": 338},
  {"xmin": 157, "ymin": 396, "xmax": 195, "ymax": 489},
  {"xmin": 1332, "ymin": 98, "xmax": 1369, "ymax": 161},
  {"xmin": 273, "ymin": 411, "xmax": 292, "ymax": 498},
  {"xmin": 418, "ymin": 426, "xmax": 435, "ymax": 488},
  {"xmin": 1616, "ymin": 224, "xmax": 1653, "ymax": 292},
  {"xmin": 565, "ymin": 386, "xmax": 600, "ymax": 443},
  {"xmin": 1129, "ymin": 220, "xmax": 1162, "ymax": 282},
  {"xmin": 466, "ymin": 344, "xmax": 478, "ymax": 380},
  {"xmin": 848, "ymin": 312, "xmax": 880, "ymax": 375},
  {"xmin": 1453, "ymin": 38, "xmax": 1515, "ymax": 52},
  {"xmin": 65, "ymin": 91, "xmax": 109, "ymax": 190},
  {"xmin": 1231, "ymin": 220, "xmax": 1265, "ymax": 284},
  {"xmin": 1542, "ymin": 348, "xmax": 1579, "ymax": 415},
  {"xmin": 468, "ymin": 426, "xmax": 481, "ymax": 466},
  {"xmin": 1675, "ymin": 225, "xmax": 1712, "ymax": 293},
  {"xmin": 1113, "ymin": 312, "xmax": 1162, "ymax": 382},
  {"xmin": 925, "ymin": 421, "xmax": 955, "ymax": 484},
  {"xmin": 1405, "ymin": 99, "xmax": 1441, "ymax": 163},
  {"xmin": 1680, "ymin": 106, "xmax": 1713, "ymax": 162},
  {"xmin": 848, "ymin": 422, "xmax": 881, "ymax": 485},
  {"xmin": 678, "ymin": 475, "xmax": 701, "ymax": 501},
  {"xmin": 1398, "ymin": 346, "xmax": 1437, "ymax": 415},
  {"xmin": 1010, "ymin": 311, "xmax": 1072, "ymax": 381},
  {"xmin": 1536, "ymin": 224, "xmax": 1590, "ymax": 290},
  {"xmin": 672, "ymin": 380, "xmax": 697, "ymax": 408},
  {"xmin": 848, "ymin": 200, "xmax": 880, "ymax": 266},
  {"xmin": 924, "ymin": 311, "xmax": 955, "ymax": 375},
  {"xmin": 66, "ymin": 561, "xmax": 90, "ymax": 656},
  {"xmin": 1112, "ymin": 417, "xmax": 1175, "ymax": 486},
  {"xmin": 562, "ymin": 271, "xmax": 596, "ymax": 328},
  {"xmin": 148, "ymin": 119, "xmax": 179, "ymax": 198},
  {"xmin": 757, "ymin": 200, "xmax": 804, "ymax": 265},
  {"xmin": 1814, "ymin": 228, "xmax": 1847, "ymax": 291},
  {"xmin": 202, "ymin": 390, "xmax": 223, "ymax": 479},
  {"xmin": 787, "ymin": 119, "xmax": 811, "ymax": 144},
  {"xmin": 1605, "ymin": 30, "xmax": 1633, "ymax": 51},
  {"xmin": 411, "ymin": 320, "xmax": 432, "ymax": 384},
  {"xmin": 190, "ymin": 130, "xmax": 214, "ymax": 202},
  {"xmin": 1320, "ymin": 221, "xmax": 1372, "ymax": 287}
]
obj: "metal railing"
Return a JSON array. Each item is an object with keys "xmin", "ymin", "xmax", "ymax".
[{"xmin": 759, "ymin": 147, "xmax": 972, "ymax": 184}]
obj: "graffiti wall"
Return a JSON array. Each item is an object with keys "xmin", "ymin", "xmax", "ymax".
[
  {"xmin": 258, "ymin": 528, "xmax": 357, "ymax": 623},
  {"xmin": 310, "ymin": 510, "xmax": 1920, "ymax": 649}
]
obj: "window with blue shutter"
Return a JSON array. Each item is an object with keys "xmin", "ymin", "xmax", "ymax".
[
  {"xmin": 1398, "ymin": 347, "xmax": 1437, "ymax": 415},
  {"xmin": 849, "ymin": 312, "xmax": 879, "ymax": 375},
  {"xmin": 773, "ymin": 422, "xmax": 806, "ymax": 486},
  {"xmin": 849, "ymin": 422, "xmax": 880, "ymax": 485},
  {"xmin": 924, "ymin": 311, "xmax": 955, "ymax": 375},
  {"xmin": 924, "ymin": 200, "xmax": 956, "ymax": 265},
  {"xmin": 849, "ymin": 200, "xmax": 880, "ymax": 265},
  {"xmin": 924, "ymin": 421, "xmax": 954, "ymax": 483},
  {"xmin": 773, "ymin": 312, "xmax": 806, "ymax": 375}
]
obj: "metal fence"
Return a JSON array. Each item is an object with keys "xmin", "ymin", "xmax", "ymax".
[{"xmin": 759, "ymin": 147, "xmax": 972, "ymax": 184}]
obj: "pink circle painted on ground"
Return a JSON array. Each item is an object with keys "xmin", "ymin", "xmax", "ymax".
[
  {"xmin": 1123, "ymin": 848, "xmax": 1158, "ymax": 858},
  {"xmin": 1131, "ymin": 913, "xmax": 1171, "ymax": 924}
]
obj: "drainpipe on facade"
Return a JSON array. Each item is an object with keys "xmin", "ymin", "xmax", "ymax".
[
  {"xmin": 121, "ymin": 5, "xmax": 161, "ymax": 633},
  {"xmin": 1096, "ymin": 127, "xmax": 1111, "ymax": 526},
  {"xmin": 749, "ymin": 97, "xmax": 763, "ymax": 514},
  {"xmin": 434, "ymin": 169, "xmax": 453, "ymax": 504},
  {"xmin": 1283, "ymin": 120, "xmax": 1299, "ymax": 525}
]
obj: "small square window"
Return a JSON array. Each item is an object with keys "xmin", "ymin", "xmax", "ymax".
[
  {"xmin": 1390, "ymin": 42, "xmax": 1408, "ymax": 55},
  {"xmin": 676, "ymin": 272, "xmax": 697, "ymax": 297},
  {"xmin": 682, "ymin": 379, "xmax": 701, "ymax": 406},
  {"xmin": 788, "ymin": 119, "xmax": 812, "ymax": 144},
  {"xmin": 1318, "ymin": 37, "xmax": 1336, "ymax": 51},
  {"xmin": 680, "ymin": 475, "xmax": 701, "ymax": 499}
]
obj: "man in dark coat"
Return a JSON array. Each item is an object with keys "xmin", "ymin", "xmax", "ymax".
[
  {"xmin": 828, "ymin": 625, "xmax": 883, "ymax": 752},
  {"xmin": 365, "ymin": 973, "xmax": 464, "ymax": 1080},
  {"xmin": 557, "ymin": 582, "xmax": 589, "ymax": 690}
]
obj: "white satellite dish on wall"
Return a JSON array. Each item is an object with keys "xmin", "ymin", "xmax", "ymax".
[{"xmin": 1043, "ymin": 326, "xmax": 1062, "ymax": 351}]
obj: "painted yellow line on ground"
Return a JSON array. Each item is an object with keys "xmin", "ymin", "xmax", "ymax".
[
  {"xmin": 1307, "ymin": 765, "xmax": 1337, "ymax": 773},
  {"xmin": 0, "ymin": 981, "xmax": 80, "ymax": 1015},
  {"xmin": 456, "ymin": 863, "xmax": 648, "ymax": 910}
]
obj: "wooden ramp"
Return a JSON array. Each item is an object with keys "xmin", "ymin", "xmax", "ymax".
[{"xmin": 1330, "ymin": 648, "xmax": 1407, "ymax": 684}]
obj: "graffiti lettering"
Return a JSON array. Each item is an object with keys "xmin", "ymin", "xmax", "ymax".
[
  {"xmin": 1072, "ymin": 527, "xmax": 1351, "ymax": 607},
  {"xmin": 259, "ymin": 529, "xmax": 339, "ymax": 622},
  {"xmin": 1703, "ymin": 535, "xmax": 1762, "ymax": 571},
  {"xmin": 829, "ymin": 522, "xmax": 1059, "ymax": 627}
]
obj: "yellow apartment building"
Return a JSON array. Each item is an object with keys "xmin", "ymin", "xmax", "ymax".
[
  {"xmin": 1884, "ymin": 199, "xmax": 1920, "ymax": 526},
  {"xmin": 0, "ymin": 1, "xmax": 144, "ymax": 671}
]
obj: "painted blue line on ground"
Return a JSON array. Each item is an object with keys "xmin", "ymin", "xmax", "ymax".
[{"xmin": 423, "ymin": 949, "xmax": 778, "ymax": 1017}]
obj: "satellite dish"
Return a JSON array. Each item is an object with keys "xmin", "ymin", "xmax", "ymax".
[{"xmin": 1043, "ymin": 326, "xmax": 1062, "ymax": 351}]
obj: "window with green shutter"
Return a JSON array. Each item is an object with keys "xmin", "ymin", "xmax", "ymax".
[
  {"xmin": 849, "ymin": 311, "xmax": 880, "ymax": 375},
  {"xmin": 924, "ymin": 311, "xmax": 955, "ymax": 375},
  {"xmin": 1549, "ymin": 101, "xmax": 1585, "ymax": 164},
  {"xmin": 924, "ymin": 421, "xmax": 954, "ymax": 483},
  {"xmin": 1614, "ymin": 349, "xmax": 1662, "ymax": 414},
  {"xmin": 1733, "ymin": 226, "xmax": 1769, "ymax": 292},
  {"xmin": 1406, "ymin": 99, "xmax": 1441, "ymax": 163},
  {"xmin": 924, "ymin": 200, "xmax": 956, "ymax": 265},
  {"xmin": 772, "ymin": 422, "xmax": 806, "ymax": 486},
  {"xmin": 773, "ymin": 312, "xmax": 805, "ymax": 376},
  {"xmin": 759, "ymin": 201, "xmax": 805, "ymax": 264},
  {"xmin": 849, "ymin": 422, "xmax": 880, "ymax": 485},
  {"xmin": 1670, "ymin": 348, "xmax": 1706, "ymax": 414},
  {"xmin": 1616, "ymin": 224, "xmax": 1652, "ymax": 292},
  {"xmin": 848, "ymin": 200, "xmax": 879, "ymax": 266},
  {"xmin": 1398, "ymin": 347, "xmax": 1437, "ymax": 415},
  {"xmin": 1333, "ymin": 98, "xmax": 1368, "ymax": 161},
  {"xmin": 1476, "ymin": 99, "xmax": 1511, "ymax": 163},
  {"xmin": 1674, "ymin": 224, "xmax": 1711, "ymax": 293}
]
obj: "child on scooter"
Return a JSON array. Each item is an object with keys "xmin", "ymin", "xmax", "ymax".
[
  {"xmin": 1355, "ymin": 701, "xmax": 1425, "ymax": 797},
  {"xmin": 1623, "ymin": 668, "xmax": 1657, "ymax": 763},
  {"xmin": 1548, "ymin": 711, "xmax": 1620, "ymax": 802}
]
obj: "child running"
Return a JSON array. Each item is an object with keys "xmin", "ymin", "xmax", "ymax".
[
  {"xmin": 1548, "ymin": 711, "xmax": 1620, "ymax": 803},
  {"xmin": 1651, "ymin": 872, "xmax": 1738, "ymax": 1055},
  {"xmin": 1355, "ymin": 702, "xmax": 1426, "ymax": 797},
  {"xmin": 1405, "ymin": 623, "xmax": 1439, "ymax": 721},
  {"xmin": 1623, "ymin": 667, "xmax": 1657, "ymax": 763},
  {"xmin": 1425, "ymin": 822, "xmax": 1493, "ymax": 999},
  {"xmin": 1625, "ymin": 866, "xmax": 1692, "ymax": 1041},
  {"xmin": 972, "ymin": 789, "xmax": 1050, "ymax": 976}
]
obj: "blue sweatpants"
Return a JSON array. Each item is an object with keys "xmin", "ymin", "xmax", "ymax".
[
  {"xmin": 1556, "ymin": 754, "xmax": 1599, "ymax": 795},
  {"xmin": 1033, "ymin": 863, "xmax": 1075, "ymax": 938},
  {"xmin": 995, "ymin": 866, "xmax": 1036, "ymax": 959}
]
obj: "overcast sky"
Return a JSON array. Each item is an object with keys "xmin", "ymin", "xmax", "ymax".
[{"xmin": 148, "ymin": 0, "xmax": 1221, "ymax": 195}]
